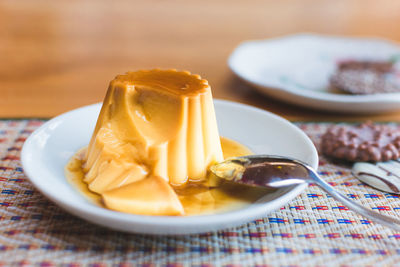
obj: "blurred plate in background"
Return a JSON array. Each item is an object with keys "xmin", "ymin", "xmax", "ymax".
[{"xmin": 228, "ymin": 34, "xmax": 400, "ymax": 114}]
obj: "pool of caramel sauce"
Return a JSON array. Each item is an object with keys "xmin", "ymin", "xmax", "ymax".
[{"xmin": 65, "ymin": 137, "xmax": 272, "ymax": 216}]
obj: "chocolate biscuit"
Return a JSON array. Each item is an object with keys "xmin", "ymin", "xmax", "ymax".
[
  {"xmin": 321, "ymin": 122, "xmax": 400, "ymax": 162},
  {"xmin": 330, "ymin": 60, "xmax": 400, "ymax": 94}
]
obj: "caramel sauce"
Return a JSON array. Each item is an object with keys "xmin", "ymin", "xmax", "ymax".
[
  {"xmin": 115, "ymin": 70, "xmax": 209, "ymax": 96},
  {"xmin": 65, "ymin": 137, "xmax": 271, "ymax": 216},
  {"xmin": 65, "ymin": 148, "xmax": 103, "ymax": 206}
]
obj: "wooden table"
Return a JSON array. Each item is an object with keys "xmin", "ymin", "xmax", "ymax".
[{"xmin": 1, "ymin": 0, "xmax": 400, "ymax": 121}]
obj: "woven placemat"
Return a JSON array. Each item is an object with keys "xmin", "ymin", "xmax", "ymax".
[{"xmin": 1, "ymin": 120, "xmax": 400, "ymax": 266}]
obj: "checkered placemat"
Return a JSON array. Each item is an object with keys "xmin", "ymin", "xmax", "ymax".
[{"xmin": 1, "ymin": 120, "xmax": 400, "ymax": 266}]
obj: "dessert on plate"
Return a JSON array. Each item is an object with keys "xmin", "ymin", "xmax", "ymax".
[
  {"xmin": 66, "ymin": 69, "xmax": 266, "ymax": 216},
  {"xmin": 330, "ymin": 60, "xmax": 400, "ymax": 94}
]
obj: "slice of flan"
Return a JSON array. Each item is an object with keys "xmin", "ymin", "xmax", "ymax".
[{"xmin": 82, "ymin": 69, "xmax": 224, "ymax": 215}]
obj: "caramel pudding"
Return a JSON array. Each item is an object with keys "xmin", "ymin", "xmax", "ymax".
[{"xmin": 66, "ymin": 69, "xmax": 270, "ymax": 216}]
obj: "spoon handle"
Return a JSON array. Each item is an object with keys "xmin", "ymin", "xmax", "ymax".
[{"xmin": 308, "ymin": 167, "xmax": 400, "ymax": 232}]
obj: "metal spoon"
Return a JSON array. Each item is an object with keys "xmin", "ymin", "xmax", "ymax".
[{"xmin": 210, "ymin": 155, "xmax": 400, "ymax": 232}]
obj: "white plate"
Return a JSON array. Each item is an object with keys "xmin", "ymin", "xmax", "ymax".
[
  {"xmin": 228, "ymin": 34, "xmax": 400, "ymax": 114},
  {"xmin": 21, "ymin": 99, "xmax": 318, "ymax": 235}
]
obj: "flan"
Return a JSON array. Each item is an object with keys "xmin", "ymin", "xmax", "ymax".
[{"xmin": 82, "ymin": 69, "xmax": 224, "ymax": 215}]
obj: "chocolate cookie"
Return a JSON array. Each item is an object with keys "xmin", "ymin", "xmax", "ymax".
[
  {"xmin": 330, "ymin": 60, "xmax": 400, "ymax": 94},
  {"xmin": 321, "ymin": 122, "xmax": 400, "ymax": 162}
]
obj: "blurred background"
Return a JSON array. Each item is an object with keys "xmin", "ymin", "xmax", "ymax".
[{"xmin": 1, "ymin": 0, "xmax": 400, "ymax": 118}]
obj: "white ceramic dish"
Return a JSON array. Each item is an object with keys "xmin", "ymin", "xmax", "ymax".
[
  {"xmin": 228, "ymin": 34, "xmax": 400, "ymax": 114},
  {"xmin": 21, "ymin": 99, "xmax": 318, "ymax": 235}
]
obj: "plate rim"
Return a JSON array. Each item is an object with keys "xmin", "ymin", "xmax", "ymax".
[
  {"xmin": 228, "ymin": 33, "xmax": 400, "ymax": 111},
  {"xmin": 21, "ymin": 99, "xmax": 318, "ymax": 234}
]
